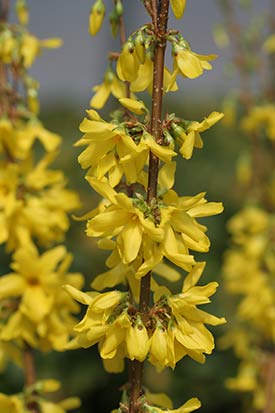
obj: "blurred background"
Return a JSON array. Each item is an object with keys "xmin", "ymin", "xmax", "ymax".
[{"xmin": 1, "ymin": 1, "xmax": 272, "ymax": 412}]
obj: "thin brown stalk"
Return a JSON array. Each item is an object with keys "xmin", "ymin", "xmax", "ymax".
[
  {"xmin": 23, "ymin": 343, "xmax": 36, "ymax": 387},
  {"xmin": 128, "ymin": 2, "xmax": 170, "ymax": 412},
  {"xmin": 23, "ymin": 343, "xmax": 40, "ymax": 413},
  {"xmin": 151, "ymin": 0, "xmax": 158, "ymax": 32}
]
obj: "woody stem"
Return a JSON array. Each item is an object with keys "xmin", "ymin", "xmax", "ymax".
[
  {"xmin": 128, "ymin": 1, "xmax": 170, "ymax": 412},
  {"xmin": 23, "ymin": 343, "xmax": 40, "ymax": 413}
]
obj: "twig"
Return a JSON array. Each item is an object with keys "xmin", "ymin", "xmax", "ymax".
[
  {"xmin": 128, "ymin": 2, "xmax": 170, "ymax": 412},
  {"xmin": 23, "ymin": 343, "xmax": 40, "ymax": 413}
]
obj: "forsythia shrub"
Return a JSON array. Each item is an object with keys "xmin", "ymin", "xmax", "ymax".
[
  {"xmin": 0, "ymin": 1, "xmax": 82, "ymax": 412},
  {"xmin": 65, "ymin": 1, "xmax": 226, "ymax": 412},
  {"xmin": 215, "ymin": 1, "xmax": 275, "ymax": 411}
]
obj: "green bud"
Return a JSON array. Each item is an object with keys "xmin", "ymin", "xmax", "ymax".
[
  {"xmin": 115, "ymin": 0, "xmax": 123, "ymax": 17},
  {"xmin": 171, "ymin": 122, "xmax": 185, "ymax": 138}
]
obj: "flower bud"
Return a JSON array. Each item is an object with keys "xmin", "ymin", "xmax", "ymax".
[
  {"xmin": 117, "ymin": 41, "xmax": 139, "ymax": 82},
  {"xmin": 89, "ymin": 0, "xmax": 105, "ymax": 36},
  {"xmin": 126, "ymin": 318, "xmax": 150, "ymax": 362},
  {"xmin": 15, "ymin": 0, "xmax": 29, "ymax": 25},
  {"xmin": 171, "ymin": 0, "xmax": 186, "ymax": 19},
  {"xmin": 134, "ymin": 32, "xmax": 146, "ymax": 64},
  {"xmin": 115, "ymin": 0, "xmax": 123, "ymax": 17},
  {"xmin": 119, "ymin": 97, "xmax": 147, "ymax": 115}
]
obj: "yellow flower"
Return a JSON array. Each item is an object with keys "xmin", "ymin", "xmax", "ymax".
[
  {"xmin": 89, "ymin": 0, "xmax": 105, "ymax": 36},
  {"xmin": 144, "ymin": 397, "xmax": 201, "ymax": 413},
  {"xmin": 117, "ymin": 42, "xmax": 140, "ymax": 82},
  {"xmin": 135, "ymin": 191, "xmax": 223, "ymax": 278},
  {"xmin": 0, "ymin": 242, "xmax": 83, "ymax": 350},
  {"xmin": 130, "ymin": 54, "xmax": 178, "ymax": 93},
  {"xmin": 0, "ymin": 153, "xmax": 80, "ymax": 251},
  {"xmin": 82, "ymin": 177, "xmax": 222, "ymax": 280},
  {"xmin": 90, "ymin": 69, "xmax": 126, "ymax": 109},
  {"xmin": 126, "ymin": 317, "xmax": 150, "ymax": 361},
  {"xmin": 150, "ymin": 323, "xmax": 169, "ymax": 365},
  {"xmin": 241, "ymin": 104, "xmax": 275, "ymax": 141},
  {"xmin": 119, "ymin": 97, "xmax": 148, "ymax": 115},
  {"xmin": 86, "ymin": 185, "xmax": 163, "ymax": 264},
  {"xmin": 65, "ymin": 286, "xmax": 131, "ymax": 366},
  {"xmin": 175, "ymin": 111, "xmax": 224, "ymax": 159},
  {"xmin": 173, "ymin": 44, "xmax": 217, "ymax": 79},
  {"xmin": 171, "ymin": 0, "xmax": 186, "ymax": 19},
  {"xmin": 76, "ymin": 111, "xmax": 138, "ymax": 171},
  {"xmin": 76, "ymin": 111, "xmax": 176, "ymax": 186},
  {"xmin": 0, "ymin": 393, "xmax": 22, "ymax": 413},
  {"xmin": 0, "ymin": 29, "xmax": 16, "ymax": 64},
  {"xmin": 148, "ymin": 263, "xmax": 225, "ymax": 368},
  {"xmin": 0, "ymin": 380, "xmax": 81, "ymax": 413},
  {"xmin": 263, "ymin": 34, "xmax": 275, "ymax": 54},
  {"xmin": 15, "ymin": 0, "xmax": 29, "ymax": 25},
  {"xmin": 20, "ymin": 33, "xmax": 62, "ymax": 68},
  {"xmin": 145, "ymin": 390, "xmax": 173, "ymax": 410},
  {"xmin": 0, "ymin": 119, "xmax": 61, "ymax": 160}
]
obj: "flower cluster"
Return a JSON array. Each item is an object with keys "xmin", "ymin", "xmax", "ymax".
[
  {"xmin": 0, "ymin": 243, "xmax": 83, "ymax": 351},
  {"xmin": 216, "ymin": 1, "xmax": 275, "ymax": 410},
  {"xmin": 0, "ymin": 379, "xmax": 80, "ymax": 413},
  {"xmin": 66, "ymin": 1, "xmax": 225, "ymax": 411},
  {"xmin": 0, "ymin": 1, "xmax": 82, "ymax": 411},
  {"xmin": 66, "ymin": 262, "xmax": 225, "ymax": 374},
  {"xmin": 222, "ymin": 206, "xmax": 275, "ymax": 410}
]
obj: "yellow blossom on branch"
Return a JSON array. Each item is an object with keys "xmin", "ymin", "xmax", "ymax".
[{"xmin": 0, "ymin": 242, "xmax": 83, "ymax": 350}]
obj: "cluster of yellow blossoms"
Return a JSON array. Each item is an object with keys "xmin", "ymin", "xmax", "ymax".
[
  {"xmin": 0, "ymin": 379, "xmax": 80, "ymax": 413},
  {"xmin": 65, "ymin": 1, "xmax": 225, "ymax": 412},
  {"xmin": 222, "ymin": 206, "xmax": 275, "ymax": 410},
  {"xmin": 0, "ymin": 1, "xmax": 82, "ymax": 412},
  {"xmin": 218, "ymin": 2, "xmax": 275, "ymax": 410},
  {"xmin": 241, "ymin": 103, "xmax": 275, "ymax": 142},
  {"xmin": 89, "ymin": 0, "xmax": 216, "ymax": 112},
  {"xmin": 66, "ymin": 262, "xmax": 224, "ymax": 374}
]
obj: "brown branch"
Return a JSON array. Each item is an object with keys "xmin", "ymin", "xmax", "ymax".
[
  {"xmin": 128, "ymin": 360, "xmax": 143, "ymax": 413},
  {"xmin": 151, "ymin": 0, "xmax": 158, "ymax": 32},
  {"xmin": 23, "ymin": 343, "xmax": 40, "ymax": 413},
  {"xmin": 128, "ymin": 2, "xmax": 170, "ymax": 412}
]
